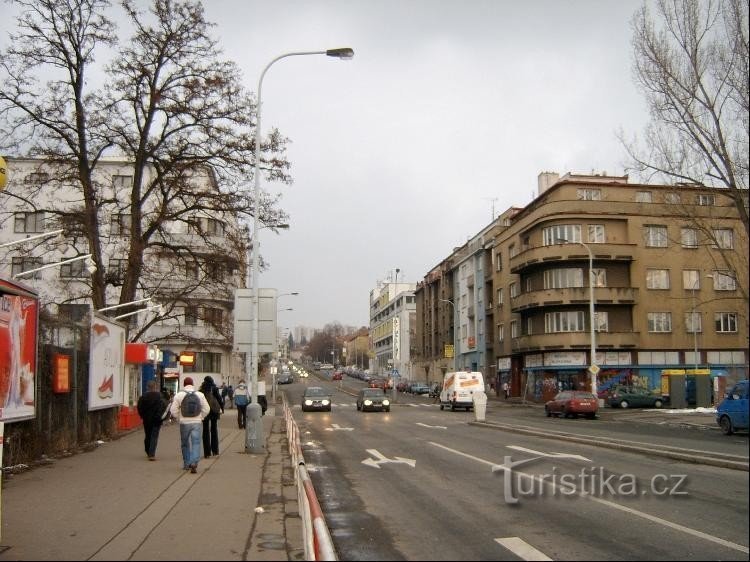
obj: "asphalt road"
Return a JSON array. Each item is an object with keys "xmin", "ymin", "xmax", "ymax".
[{"xmin": 286, "ymin": 375, "xmax": 749, "ymax": 561}]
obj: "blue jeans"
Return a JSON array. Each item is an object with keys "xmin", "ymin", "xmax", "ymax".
[{"xmin": 179, "ymin": 423, "xmax": 202, "ymax": 468}]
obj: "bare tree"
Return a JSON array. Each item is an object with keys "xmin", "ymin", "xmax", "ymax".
[
  {"xmin": 622, "ymin": 0, "xmax": 749, "ymax": 234},
  {"xmin": 0, "ymin": 0, "xmax": 290, "ymax": 323}
]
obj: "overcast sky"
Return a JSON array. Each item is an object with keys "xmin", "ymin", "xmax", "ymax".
[{"xmin": 3, "ymin": 0, "xmax": 652, "ymax": 331}]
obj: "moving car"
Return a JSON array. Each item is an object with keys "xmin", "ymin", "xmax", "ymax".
[
  {"xmin": 277, "ymin": 372, "xmax": 293, "ymax": 384},
  {"xmin": 545, "ymin": 391, "xmax": 598, "ymax": 419},
  {"xmin": 607, "ymin": 385, "xmax": 664, "ymax": 409},
  {"xmin": 356, "ymin": 388, "xmax": 391, "ymax": 412},
  {"xmin": 439, "ymin": 371, "xmax": 485, "ymax": 411},
  {"xmin": 332, "ymin": 371, "xmax": 343, "ymax": 381},
  {"xmin": 301, "ymin": 386, "xmax": 332, "ymax": 412},
  {"xmin": 716, "ymin": 380, "xmax": 749, "ymax": 435}
]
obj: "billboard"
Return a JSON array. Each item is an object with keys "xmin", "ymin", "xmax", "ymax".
[
  {"xmin": 88, "ymin": 315, "xmax": 126, "ymax": 410},
  {"xmin": 0, "ymin": 278, "xmax": 39, "ymax": 422},
  {"xmin": 233, "ymin": 288, "xmax": 277, "ymax": 353}
]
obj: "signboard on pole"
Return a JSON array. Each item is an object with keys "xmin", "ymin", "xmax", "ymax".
[
  {"xmin": 233, "ymin": 288, "xmax": 277, "ymax": 353},
  {"xmin": 88, "ymin": 315, "xmax": 125, "ymax": 411}
]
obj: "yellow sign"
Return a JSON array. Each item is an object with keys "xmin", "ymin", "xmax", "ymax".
[
  {"xmin": 686, "ymin": 369, "xmax": 711, "ymax": 375},
  {"xmin": 0, "ymin": 155, "xmax": 7, "ymax": 191},
  {"xmin": 444, "ymin": 344, "xmax": 454, "ymax": 358},
  {"xmin": 661, "ymin": 369, "xmax": 686, "ymax": 375}
]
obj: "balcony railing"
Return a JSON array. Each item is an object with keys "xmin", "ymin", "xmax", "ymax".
[
  {"xmin": 510, "ymin": 242, "xmax": 635, "ymax": 274},
  {"xmin": 510, "ymin": 331, "xmax": 639, "ymax": 352},
  {"xmin": 511, "ymin": 286, "xmax": 638, "ymax": 312}
]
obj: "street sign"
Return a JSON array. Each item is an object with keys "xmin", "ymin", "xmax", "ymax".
[
  {"xmin": 390, "ymin": 369, "xmax": 400, "ymax": 379},
  {"xmin": 588, "ymin": 364, "xmax": 600, "ymax": 376}
]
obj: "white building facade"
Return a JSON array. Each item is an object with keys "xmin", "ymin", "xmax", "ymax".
[{"xmin": 369, "ymin": 278, "xmax": 417, "ymax": 380}]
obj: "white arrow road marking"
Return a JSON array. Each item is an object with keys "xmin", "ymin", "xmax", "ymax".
[
  {"xmin": 495, "ymin": 538, "xmax": 552, "ymax": 561},
  {"xmin": 361, "ymin": 449, "xmax": 416, "ymax": 469},
  {"xmin": 507, "ymin": 445, "xmax": 592, "ymax": 463},
  {"xmin": 325, "ymin": 424, "xmax": 354, "ymax": 432},
  {"xmin": 416, "ymin": 422, "xmax": 447, "ymax": 429}
]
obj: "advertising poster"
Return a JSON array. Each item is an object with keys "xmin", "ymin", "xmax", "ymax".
[
  {"xmin": 88, "ymin": 315, "xmax": 125, "ymax": 411},
  {"xmin": 0, "ymin": 279, "xmax": 39, "ymax": 422}
]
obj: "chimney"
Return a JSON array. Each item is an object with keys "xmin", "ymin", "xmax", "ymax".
[{"xmin": 537, "ymin": 171, "xmax": 560, "ymax": 196}]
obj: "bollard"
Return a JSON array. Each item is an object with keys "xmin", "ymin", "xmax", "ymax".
[
  {"xmin": 473, "ymin": 391, "xmax": 488, "ymax": 422},
  {"xmin": 245, "ymin": 402, "xmax": 264, "ymax": 453}
]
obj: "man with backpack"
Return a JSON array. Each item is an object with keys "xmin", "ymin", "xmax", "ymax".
[
  {"xmin": 233, "ymin": 380, "xmax": 249, "ymax": 429},
  {"xmin": 169, "ymin": 377, "xmax": 210, "ymax": 473}
]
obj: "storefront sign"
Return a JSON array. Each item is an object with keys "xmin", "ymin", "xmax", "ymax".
[
  {"xmin": 544, "ymin": 351, "xmax": 586, "ymax": 367},
  {"xmin": 497, "ymin": 357, "xmax": 511, "ymax": 371},
  {"xmin": 525, "ymin": 354, "xmax": 544, "ymax": 368}
]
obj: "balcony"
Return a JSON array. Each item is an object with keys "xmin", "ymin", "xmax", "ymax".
[
  {"xmin": 510, "ymin": 243, "xmax": 635, "ymax": 274},
  {"xmin": 511, "ymin": 287, "xmax": 638, "ymax": 312},
  {"xmin": 511, "ymin": 331, "xmax": 640, "ymax": 352}
]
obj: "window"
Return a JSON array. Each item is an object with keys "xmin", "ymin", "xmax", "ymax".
[
  {"xmin": 683, "ymin": 270, "xmax": 700, "ymax": 290},
  {"xmin": 58, "ymin": 304, "xmax": 89, "ymax": 322},
  {"xmin": 595, "ymin": 311, "xmax": 609, "ymax": 332},
  {"xmin": 495, "ymin": 252, "xmax": 503, "ymax": 272},
  {"xmin": 14, "ymin": 211, "xmax": 45, "ymax": 233},
  {"xmin": 526, "ymin": 317, "xmax": 533, "ymax": 335},
  {"xmin": 697, "ymin": 194, "xmax": 715, "ymax": 206},
  {"xmin": 11, "ymin": 257, "xmax": 43, "ymax": 278},
  {"xmin": 577, "ymin": 188, "xmax": 601, "ymax": 201},
  {"xmin": 186, "ymin": 261, "xmax": 199, "ymax": 280},
  {"xmin": 203, "ymin": 307, "xmax": 224, "ymax": 326},
  {"xmin": 665, "ymin": 192, "xmax": 681, "ymax": 204},
  {"xmin": 498, "ymin": 324, "xmax": 504, "ymax": 342},
  {"xmin": 545, "ymin": 311, "xmax": 585, "ymax": 333},
  {"xmin": 525, "ymin": 277, "xmax": 533, "ymax": 292},
  {"xmin": 648, "ymin": 312, "xmax": 672, "ymax": 333},
  {"xmin": 206, "ymin": 262, "xmax": 224, "ymax": 282},
  {"xmin": 509, "ymin": 244, "xmax": 517, "ymax": 258},
  {"xmin": 109, "ymin": 259, "xmax": 127, "ymax": 283},
  {"xmin": 111, "ymin": 213, "xmax": 131, "ymax": 236},
  {"xmin": 635, "ymin": 191, "xmax": 652, "ymax": 203},
  {"xmin": 712, "ymin": 228, "xmax": 733, "ymax": 249},
  {"xmin": 646, "ymin": 269, "xmax": 670, "ymax": 289},
  {"xmin": 588, "ymin": 224, "xmax": 606, "ymax": 244},
  {"xmin": 509, "ymin": 283, "xmax": 518, "ymax": 298},
  {"xmin": 195, "ymin": 352, "xmax": 222, "ymax": 372},
  {"xmin": 185, "ymin": 306, "xmax": 198, "ymax": 326},
  {"xmin": 543, "ymin": 224, "xmax": 581, "ymax": 246},
  {"xmin": 544, "ymin": 268, "xmax": 583, "ymax": 289},
  {"xmin": 60, "ymin": 258, "xmax": 88, "ymax": 278},
  {"xmin": 715, "ymin": 312, "xmax": 737, "ymax": 333},
  {"xmin": 685, "ymin": 312, "xmax": 702, "ymax": 334},
  {"xmin": 681, "ymin": 228, "xmax": 698, "ymax": 248},
  {"xmin": 645, "ymin": 225, "xmax": 668, "ymax": 247},
  {"xmin": 497, "ymin": 288, "xmax": 504, "ymax": 305},
  {"xmin": 24, "ymin": 172, "xmax": 50, "ymax": 184},
  {"xmin": 510, "ymin": 320, "xmax": 518, "ymax": 338},
  {"xmin": 711, "ymin": 271, "xmax": 736, "ymax": 291},
  {"xmin": 112, "ymin": 175, "xmax": 133, "ymax": 189},
  {"xmin": 592, "ymin": 268, "xmax": 607, "ymax": 287}
]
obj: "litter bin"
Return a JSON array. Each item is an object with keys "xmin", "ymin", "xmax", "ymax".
[{"xmin": 473, "ymin": 391, "xmax": 488, "ymax": 422}]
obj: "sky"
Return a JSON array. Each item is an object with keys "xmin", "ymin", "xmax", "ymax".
[{"xmin": 1, "ymin": 0, "xmax": 652, "ymax": 332}]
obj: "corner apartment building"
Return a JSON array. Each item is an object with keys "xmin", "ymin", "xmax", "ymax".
[
  {"xmin": 1, "ymin": 157, "xmax": 246, "ymax": 396},
  {"xmin": 369, "ymin": 279, "xmax": 417, "ymax": 379},
  {"xmin": 416, "ymin": 171, "xmax": 748, "ymax": 402}
]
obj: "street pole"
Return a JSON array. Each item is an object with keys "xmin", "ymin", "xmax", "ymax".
[
  {"xmin": 246, "ymin": 48, "xmax": 353, "ymax": 454},
  {"xmin": 692, "ymin": 279, "xmax": 699, "ymax": 372}
]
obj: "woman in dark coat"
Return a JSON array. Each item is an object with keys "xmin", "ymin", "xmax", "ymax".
[
  {"xmin": 199, "ymin": 376, "xmax": 223, "ymax": 457},
  {"xmin": 136, "ymin": 379, "xmax": 168, "ymax": 460}
]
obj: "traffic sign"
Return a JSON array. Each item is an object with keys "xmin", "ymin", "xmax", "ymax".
[
  {"xmin": 390, "ymin": 369, "xmax": 400, "ymax": 379},
  {"xmin": 588, "ymin": 364, "xmax": 600, "ymax": 375}
]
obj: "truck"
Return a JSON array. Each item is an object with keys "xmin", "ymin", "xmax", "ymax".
[{"xmin": 439, "ymin": 371, "xmax": 485, "ymax": 411}]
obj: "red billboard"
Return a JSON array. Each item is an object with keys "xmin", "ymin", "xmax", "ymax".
[{"xmin": 0, "ymin": 278, "xmax": 39, "ymax": 422}]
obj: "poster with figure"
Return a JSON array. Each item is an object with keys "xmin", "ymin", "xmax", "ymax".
[
  {"xmin": 0, "ymin": 279, "xmax": 39, "ymax": 422},
  {"xmin": 88, "ymin": 315, "xmax": 125, "ymax": 411}
]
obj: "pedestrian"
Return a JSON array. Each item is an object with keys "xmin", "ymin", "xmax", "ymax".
[
  {"xmin": 136, "ymin": 379, "xmax": 168, "ymax": 461},
  {"xmin": 502, "ymin": 381, "xmax": 509, "ymax": 399},
  {"xmin": 199, "ymin": 375, "xmax": 223, "ymax": 458},
  {"xmin": 234, "ymin": 380, "xmax": 249, "ymax": 428},
  {"xmin": 227, "ymin": 384, "xmax": 234, "ymax": 409},
  {"xmin": 169, "ymin": 376, "xmax": 210, "ymax": 473}
]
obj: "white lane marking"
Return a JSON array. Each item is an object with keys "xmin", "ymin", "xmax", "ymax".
[
  {"xmin": 361, "ymin": 449, "xmax": 416, "ymax": 469},
  {"xmin": 325, "ymin": 424, "xmax": 354, "ymax": 431},
  {"xmin": 495, "ymin": 537, "xmax": 552, "ymax": 561},
  {"xmin": 416, "ymin": 422, "xmax": 447, "ymax": 429},
  {"xmin": 429, "ymin": 442, "xmax": 749, "ymax": 554},
  {"xmin": 507, "ymin": 445, "xmax": 591, "ymax": 463}
]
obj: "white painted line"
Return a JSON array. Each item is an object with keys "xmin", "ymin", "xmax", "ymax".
[
  {"xmin": 416, "ymin": 422, "xmax": 447, "ymax": 429},
  {"xmin": 430, "ymin": 442, "xmax": 749, "ymax": 554},
  {"xmin": 495, "ymin": 537, "xmax": 552, "ymax": 561},
  {"xmin": 507, "ymin": 445, "xmax": 591, "ymax": 463}
]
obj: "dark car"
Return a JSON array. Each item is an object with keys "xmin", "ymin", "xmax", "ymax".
[
  {"xmin": 356, "ymin": 388, "xmax": 391, "ymax": 412},
  {"xmin": 607, "ymin": 385, "xmax": 664, "ymax": 409},
  {"xmin": 301, "ymin": 386, "xmax": 332, "ymax": 412},
  {"xmin": 545, "ymin": 391, "xmax": 598, "ymax": 419},
  {"xmin": 332, "ymin": 371, "xmax": 343, "ymax": 381},
  {"xmin": 369, "ymin": 379, "xmax": 386, "ymax": 390},
  {"xmin": 277, "ymin": 372, "xmax": 293, "ymax": 385}
]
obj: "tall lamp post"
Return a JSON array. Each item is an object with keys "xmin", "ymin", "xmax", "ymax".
[
  {"xmin": 247, "ymin": 47, "xmax": 354, "ymax": 453},
  {"xmin": 439, "ymin": 298, "xmax": 458, "ymax": 372},
  {"xmin": 691, "ymin": 277, "xmax": 700, "ymax": 373},
  {"xmin": 556, "ymin": 238, "xmax": 597, "ymax": 397}
]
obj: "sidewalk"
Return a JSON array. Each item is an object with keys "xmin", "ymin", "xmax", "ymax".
[{"xmin": 0, "ymin": 405, "xmax": 302, "ymax": 561}]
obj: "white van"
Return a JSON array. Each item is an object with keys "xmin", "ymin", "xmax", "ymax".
[{"xmin": 439, "ymin": 371, "xmax": 485, "ymax": 411}]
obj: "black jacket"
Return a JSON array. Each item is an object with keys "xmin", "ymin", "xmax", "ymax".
[
  {"xmin": 199, "ymin": 382, "xmax": 224, "ymax": 418},
  {"xmin": 137, "ymin": 390, "xmax": 167, "ymax": 425}
]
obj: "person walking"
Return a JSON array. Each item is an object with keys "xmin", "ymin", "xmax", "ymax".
[
  {"xmin": 227, "ymin": 384, "xmax": 234, "ymax": 409},
  {"xmin": 169, "ymin": 377, "xmax": 210, "ymax": 473},
  {"xmin": 233, "ymin": 380, "xmax": 249, "ymax": 429},
  {"xmin": 502, "ymin": 381, "xmax": 510, "ymax": 399},
  {"xmin": 136, "ymin": 379, "xmax": 168, "ymax": 461},
  {"xmin": 199, "ymin": 375, "xmax": 223, "ymax": 458}
]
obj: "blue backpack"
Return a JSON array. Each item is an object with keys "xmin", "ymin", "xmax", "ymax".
[{"xmin": 234, "ymin": 391, "xmax": 249, "ymax": 407}]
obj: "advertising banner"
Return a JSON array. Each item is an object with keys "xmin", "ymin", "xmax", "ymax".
[
  {"xmin": 88, "ymin": 315, "xmax": 125, "ymax": 411},
  {"xmin": 0, "ymin": 278, "xmax": 39, "ymax": 422}
]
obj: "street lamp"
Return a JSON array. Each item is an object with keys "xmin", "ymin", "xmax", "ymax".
[
  {"xmin": 247, "ymin": 47, "xmax": 354, "ymax": 453},
  {"xmin": 98, "ymin": 297, "xmax": 153, "ymax": 312},
  {"xmin": 113, "ymin": 304, "xmax": 163, "ymax": 321},
  {"xmin": 555, "ymin": 238, "xmax": 597, "ymax": 397},
  {"xmin": 14, "ymin": 253, "xmax": 96, "ymax": 278},
  {"xmin": 690, "ymin": 277, "xmax": 701, "ymax": 373},
  {"xmin": 0, "ymin": 228, "xmax": 63, "ymax": 249},
  {"xmin": 439, "ymin": 298, "xmax": 458, "ymax": 372}
]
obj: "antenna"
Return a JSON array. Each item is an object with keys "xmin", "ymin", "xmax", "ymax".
[{"xmin": 483, "ymin": 197, "xmax": 498, "ymax": 220}]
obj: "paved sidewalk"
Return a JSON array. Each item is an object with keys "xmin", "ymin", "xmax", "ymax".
[{"xmin": 0, "ymin": 406, "xmax": 302, "ymax": 561}]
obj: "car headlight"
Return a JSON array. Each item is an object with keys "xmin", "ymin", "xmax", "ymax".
[
  {"xmin": 304, "ymin": 399, "xmax": 313, "ymax": 406},
  {"xmin": 364, "ymin": 399, "xmax": 372, "ymax": 406},
  {"xmin": 382, "ymin": 399, "xmax": 390, "ymax": 406},
  {"xmin": 322, "ymin": 399, "xmax": 330, "ymax": 406}
]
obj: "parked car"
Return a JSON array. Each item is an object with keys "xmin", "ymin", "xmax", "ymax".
[
  {"xmin": 301, "ymin": 386, "xmax": 332, "ymax": 412},
  {"xmin": 410, "ymin": 383, "xmax": 430, "ymax": 395},
  {"xmin": 356, "ymin": 388, "xmax": 391, "ymax": 412},
  {"xmin": 716, "ymin": 380, "xmax": 749, "ymax": 435},
  {"xmin": 545, "ymin": 391, "xmax": 598, "ymax": 419},
  {"xmin": 607, "ymin": 385, "xmax": 664, "ymax": 409}
]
